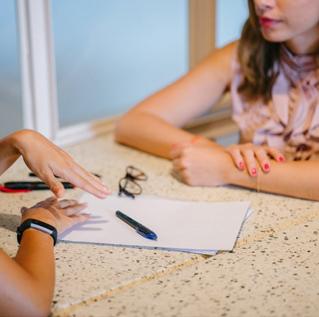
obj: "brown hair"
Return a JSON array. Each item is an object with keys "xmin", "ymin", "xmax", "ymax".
[{"xmin": 237, "ymin": 0, "xmax": 280, "ymax": 102}]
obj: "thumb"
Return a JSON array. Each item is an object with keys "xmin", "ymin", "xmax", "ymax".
[
  {"xmin": 20, "ymin": 207, "xmax": 27, "ymax": 214},
  {"xmin": 40, "ymin": 170, "xmax": 65, "ymax": 198},
  {"xmin": 51, "ymin": 180, "xmax": 65, "ymax": 198}
]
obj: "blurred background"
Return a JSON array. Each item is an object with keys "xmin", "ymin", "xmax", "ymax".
[{"xmin": 0, "ymin": 0, "xmax": 247, "ymax": 144}]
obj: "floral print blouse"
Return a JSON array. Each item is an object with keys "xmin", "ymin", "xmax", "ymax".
[{"xmin": 231, "ymin": 45, "xmax": 319, "ymax": 161}]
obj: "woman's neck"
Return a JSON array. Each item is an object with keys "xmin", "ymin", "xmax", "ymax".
[{"xmin": 285, "ymin": 25, "xmax": 319, "ymax": 55}]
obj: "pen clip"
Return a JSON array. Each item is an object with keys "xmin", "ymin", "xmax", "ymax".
[{"xmin": 0, "ymin": 185, "xmax": 31, "ymax": 193}]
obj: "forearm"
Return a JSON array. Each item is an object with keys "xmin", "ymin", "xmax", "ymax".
[
  {"xmin": 0, "ymin": 132, "xmax": 21, "ymax": 176},
  {"xmin": 229, "ymin": 160, "xmax": 319, "ymax": 201},
  {"xmin": 0, "ymin": 230, "xmax": 55, "ymax": 317},
  {"xmin": 115, "ymin": 111, "xmax": 209, "ymax": 159}
]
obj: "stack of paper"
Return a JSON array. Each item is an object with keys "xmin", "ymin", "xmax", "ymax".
[{"xmin": 60, "ymin": 194, "xmax": 251, "ymax": 255}]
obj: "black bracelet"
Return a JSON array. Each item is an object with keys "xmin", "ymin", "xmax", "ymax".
[{"xmin": 17, "ymin": 219, "xmax": 58, "ymax": 246}]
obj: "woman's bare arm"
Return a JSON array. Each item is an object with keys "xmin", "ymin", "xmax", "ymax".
[
  {"xmin": 0, "ymin": 198, "xmax": 89, "ymax": 317},
  {"xmin": 115, "ymin": 42, "xmax": 237, "ymax": 159},
  {"xmin": 0, "ymin": 232, "xmax": 55, "ymax": 317},
  {"xmin": 231, "ymin": 159, "xmax": 319, "ymax": 201},
  {"xmin": 171, "ymin": 144, "xmax": 319, "ymax": 201}
]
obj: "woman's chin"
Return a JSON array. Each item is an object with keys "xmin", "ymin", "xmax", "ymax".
[{"xmin": 261, "ymin": 30, "xmax": 288, "ymax": 43}]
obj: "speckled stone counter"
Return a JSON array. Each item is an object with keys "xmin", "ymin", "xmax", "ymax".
[{"xmin": 0, "ymin": 133, "xmax": 318, "ymax": 317}]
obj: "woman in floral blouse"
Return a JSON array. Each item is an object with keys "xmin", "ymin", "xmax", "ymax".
[{"xmin": 115, "ymin": 0, "xmax": 319, "ymax": 201}]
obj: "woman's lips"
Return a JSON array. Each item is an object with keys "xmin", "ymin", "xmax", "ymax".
[{"xmin": 259, "ymin": 17, "xmax": 282, "ymax": 28}]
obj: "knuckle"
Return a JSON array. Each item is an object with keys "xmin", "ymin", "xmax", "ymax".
[
  {"xmin": 229, "ymin": 148, "xmax": 238, "ymax": 156},
  {"xmin": 254, "ymin": 148, "xmax": 265, "ymax": 156},
  {"xmin": 242, "ymin": 149, "xmax": 253, "ymax": 158},
  {"xmin": 180, "ymin": 159, "xmax": 189, "ymax": 169},
  {"xmin": 227, "ymin": 145, "xmax": 236, "ymax": 151}
]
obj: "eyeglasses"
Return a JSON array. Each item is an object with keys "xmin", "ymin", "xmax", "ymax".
[{"xmin": 118, "ymin": 166, "xmax": 147, "ymax": 198}]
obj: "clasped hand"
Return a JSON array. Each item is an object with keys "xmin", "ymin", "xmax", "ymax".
[
  {"xmin": 170, "ymin": 139, "xmax": 285, "ymax": 186},
  {"xmin": 170, "ymin": 141, "xmax": 231, "ymax": 186}
]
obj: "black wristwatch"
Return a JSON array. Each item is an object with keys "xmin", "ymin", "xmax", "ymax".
[{"xmin": 17, "ymin": 219, "xmax": 58, "ymax": 246}]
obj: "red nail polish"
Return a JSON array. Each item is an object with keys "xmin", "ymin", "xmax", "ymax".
[
  {"xmin": 278, "ymin": 156, "xmax": 285, "ymax": 162},
  {"xmin": 239, "ymin": 162, "xmax": 245, "ymax": 170},
  {"xmin": 251, "ymin": 168, "xmax": 257, "ymax": 176},
  {"xmin": 264, "ymin": 163, "xmax": 270, "ymax": 171}
]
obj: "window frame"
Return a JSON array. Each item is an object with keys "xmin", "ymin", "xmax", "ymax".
[{"xmin": 17, "ymin": 0, "xmax": 233, "ymax": 147}]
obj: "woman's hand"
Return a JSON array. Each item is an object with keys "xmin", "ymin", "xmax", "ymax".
[
  {"xmin": 7, "ymin": 129, "xmax": 110, "ymax": 198},
  {"xmin": 226, "ymin": 143, "xmax": 285, "ymax": 176},
  {"xmin": 170, "ymin": 142, "xmax": 232, "ymax": 186},
  {"xmin": 21, "ymin": 197, "xmax": 89, "ymax": 234}
]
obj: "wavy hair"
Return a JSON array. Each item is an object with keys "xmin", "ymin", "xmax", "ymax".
[{"xmin": 237, "ymin": 0, "xmax": 281, "ymax": 102}]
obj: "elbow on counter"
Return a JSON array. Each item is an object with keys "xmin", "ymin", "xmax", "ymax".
[
  {"xmin": 114, "ymin": 113, "xmax": 129, "ymax": 145},
  {"xmin": 114, "ymin": 110, "xmax": 141, "ymax": 145}
]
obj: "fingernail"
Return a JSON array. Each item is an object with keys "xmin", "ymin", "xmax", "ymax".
[
  {"xmin": 263, "ymin": 163, "xmax": 270, "ymax": 171},
  {"xmin": 53, "ymin": 186, "xmax": 61, "ymax": 195},
  {"xmin": 239, "ymin": 161, "xmax": 245, "ymax": 170},
  {"xmin": 278, "ymin": 156, "xmax": 285, "ymax": 162},
  {"xmin": 251, "ymin": 168, "xmax": 257, "ymax": 176}
]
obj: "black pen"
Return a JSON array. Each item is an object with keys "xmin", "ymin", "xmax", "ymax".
[
  {"xmin": 4, "ymin": 181, "xmax": 74, "ymax": 191},
  {"xmin": 28, "ymin": 172, "xmax": 101, "ymax": 178},
  {"xmin": 115, "ymin": 210, "xmax": 158, "ymax": 241}
]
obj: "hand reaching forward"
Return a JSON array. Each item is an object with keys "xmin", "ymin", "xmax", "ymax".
[
  {"xmin": 21, "ymin": 197, "xmax": 89, "ymax": 234},
  {"xmin": 3, "ymin": 130, "xmax": 110, "ymax": 198}
]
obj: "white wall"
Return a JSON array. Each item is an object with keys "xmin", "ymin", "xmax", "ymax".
[{"xmin": 216, "ymin": 0, "xmax": 248, "ymax": 48}]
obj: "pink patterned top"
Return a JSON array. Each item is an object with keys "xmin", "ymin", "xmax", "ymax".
[{"xmin": 231, "ymin": 45, "xmax": 319, "ymax": 160}]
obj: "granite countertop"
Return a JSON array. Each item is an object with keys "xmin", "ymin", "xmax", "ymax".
[{"xmin": 0, "ymin": 133, "xmax": 318, "ymax": 317}]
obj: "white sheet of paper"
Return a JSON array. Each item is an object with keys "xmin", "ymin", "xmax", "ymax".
[{"xmin": 60, "ymin": 194, "xmax": 251, "ymax": 253}]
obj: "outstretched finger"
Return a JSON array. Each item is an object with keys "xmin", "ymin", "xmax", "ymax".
[
  {"xmin": 58, "ymin": 199, "xmax": 79, "ymax": 209},
  {"xmin": 60, "ymin": 167, "xmax": 109, "ymax": 199},
  {"xmin": 37, "ymin": 170, "xmax": 65, "ymax": 198},
  {"xmin": 227, "ymin": 146, "xmax": 245, "ymax": 170},
  {"xmin": 72, "ymin": 163, "xmax": 111, "ymax": 195},
  {"xmin": 63, "ymin": 203, "xmax": 88, "ymax": 216},
  {"xmin": 265, "ymin": 147, "xmax": 285, "ymax": 162},
  {"xmin": 69, "ymin": 213, "xmax": 90, "ymax": 226},
  {"xmin": 241, "ymin": 149, "xmax": 258, "ymax": 177},
  {"xmin": 254, "ymin": 148, "xmax": 271, "ymax": 172}
]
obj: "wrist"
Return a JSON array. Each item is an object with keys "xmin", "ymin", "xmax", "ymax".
[
  {"xmin": 21, "ymin": 207, "xmax": 58, "ymax": 229},
  {"xmin": 21, "ymin": 228, "xmax": 55, "ymax": 246},
  {"xmin": 195, "ymin": 136, "xmax": 223, "ymax": 150},
  {"xmin": 226, "ymin": 161, "xmax": 256, "ymax": 187},
  {"xmin": 1, "ymin": 132, "xmax": 22, "ymax": 158},
  {"xmin": 17, "ymin": 218, "xmax": 58, "ymax": 246},
  {"xmin": 221, "ymin": 152, "xmax": 241, "ymax": 185},
  {"xmin": 8, "ymin": 129, "xmax": 37, "ymax": 156}
]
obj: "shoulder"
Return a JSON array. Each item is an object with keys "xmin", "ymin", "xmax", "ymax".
[
  {"xmin": 207, "ymin": 41, "xmax": 238, "ymax": 66},
  {"xmin": 196, "ymin": 41, "xmax": 239, "ymax": 84}
]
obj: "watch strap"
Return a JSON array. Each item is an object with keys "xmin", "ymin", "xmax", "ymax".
[{"xmin": 17, "ymin": 219, "xmax": 57, "ymax": 246}]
